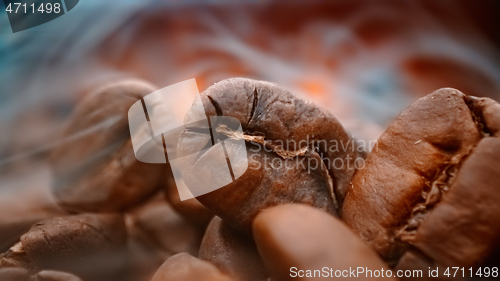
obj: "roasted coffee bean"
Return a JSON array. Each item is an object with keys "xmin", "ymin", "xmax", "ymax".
[
  {"xmin": 396, "ymin": 133, "xmax": 500, "ymax": 274},
  {"xmin": 0, "ymin": 165, "xmax": 65, "ymax": 253},
  {"xmin": 50, "ymin": 79, "xmax": 162, "ymax": 212},
  {"xmin": 394, "ymin": 251, "xmax": 437, "ymax": 281},
  {"xmin": 199, "ymin": 216, "xmax": 268, "ymax": 281},
  {"xmin": 34, "ymin": 270, "xmax": 83, "ymax": 281},
  {"xmin": 150, "ymin": 252, "xmax": 234, "ymax": 281},
  {"xmin": 180, "ymin": 78, "xmax": 357, "ymax": 232},
  {"xmin": 126, "ymin": 194, "xmax": 205, "ymax": 256},
  {"xmin": 124, "ymin": 198, "xmax": 170, "ymax": 281},
  {"xmin": 0, "ymin": 268, "xmax": 83, "ymax": 281},
  {"xmin": 342, "ymin": 88, "xmax": 500, "ymax": 267},
  {"xmin": 163, "ymin": 169, "xmax": 214, "ymax": 227},
  {"xmin": 1, "ymin": 213, "xmax": 127, "ymax": 281},
  {"xmin": 125, "ymin": 194, "xmax": 211, "ymax": 281},
  {"xmin": 124, "ymin": 222, "xmax": 166, "ymax": 281},
  {"xmin": 0, "ymin": 267, "xmax": 31, "ymax": 281},
  {"xmin": 253, "ymin": 204, "xmax": 394, "ymax": 281}
]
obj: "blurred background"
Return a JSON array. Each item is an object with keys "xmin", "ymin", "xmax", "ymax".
[
  {"xmin": 1, "ymin": 0, "xmax": 499, "ymax": 170},
  {"xmin": 0, "ymin": 0, "xmax": 499, "ymax": 268}
]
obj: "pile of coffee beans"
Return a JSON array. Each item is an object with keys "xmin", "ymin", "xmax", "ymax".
[{"xmin": 1, "ymin": 78, "xmax": 498, "ymax": 281}]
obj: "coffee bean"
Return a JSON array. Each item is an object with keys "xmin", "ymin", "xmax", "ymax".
[
  {"xmin": 163, "ymin": 168, "xmax": 214, "ymax": 227},
  {"xmin": 2, "ymin": 213, "xmax": 127, "ymax": 281},
  {"xmin": 397, "ymin": 137, "xmax": 500, "ymax": 270},
  {"xmin": 342, "ymin": 88, "xmax": 500, "ymax": 267},
  {"xmin": 253, "ymin": 204, "xmax": 394, "ymax": 281},
  {"xmin": 0, "ymin": 268, "xmax": 83, "ymax": 281},
  {"xmin": 126, "ymin": 195, "xmax": 205, "ymax": 256},
  {"xmin": 199, "ymin": 216, "xmax": 268, "ymax": 281},
  {"xmin": 150, "ymin": 253, "xmax": 234, "ymax": 281},
  {"xmin": 34, "ymin": 270, "xmax": 83, "ymax": 281},
  {"xmin": 180, "ymin": 78, "xmax": 357, "ymax": 232},
  {"xmin": 124, "ymin": 210, "xmax": 167, "ymax": 281},
  {"xmin": 0, "ymin": 165, "xmax": 65, "ymax": 252},
  {"xmin": 50, "ymin": 80, "xmax": 162, "ymax": 212},
  {"xmin": 0, "ymin": 268, "xmax": 31, "ymax": 281}
]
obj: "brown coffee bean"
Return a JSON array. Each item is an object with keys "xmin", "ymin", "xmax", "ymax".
[
  {"xmin": 199, "ymin": 216, "xmax": 268, "ymax": 281},
  {"xmin": 163, "ymin": 168, "xmax": 214, "ymax": 227},
  {"xmin": 397, "ymin": 137, "xmax": 500, "ymax": 271},
  {"xmin": 124, "ymin": 197, "xmax": 170, "ymax": 281},
  {"xmin": 253, "ymin": 204, "xmax": 394, "ymax": 281},
  {"xmin": 394, "ymin": 251, "xmax": 436, "ymax": 281},
  {"xmin": 0, "ymin": 165, "xmax": 65, "ymax": 253},
  {"xmin": 126, "ymin": 195, "xmax": 205, "ymax": 256},
  {"xmin": 0, "ymin": 268, "xmax": 83, "ymax": 281},
  {"xmin": 50, "ymin": 79, "xmax": 162, "ymax": 212},
  {"xmin": 342, "ymin": 88, "xmax": 500, "ymax": 267},
  {"xmin": 34, "ymin": 270, "xmax": 83, "ymax": 281},
  {"xmin": 150, "ymin": 253, "xmax": 234, "ymax": 281},
  {"xmin": 2, "ymin": 213, "xmax": 127, "ymax": 281},
  {"xmin": 124, "ymin": 219, "xmax": 166, "ymax": 281},
  {"xmin": 180, "ymin": 78, "xmax": 357, "ymax": 232},
  {"xmin": 0, "ymin": 268, "xmax": 31, "ymax": 281}
]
